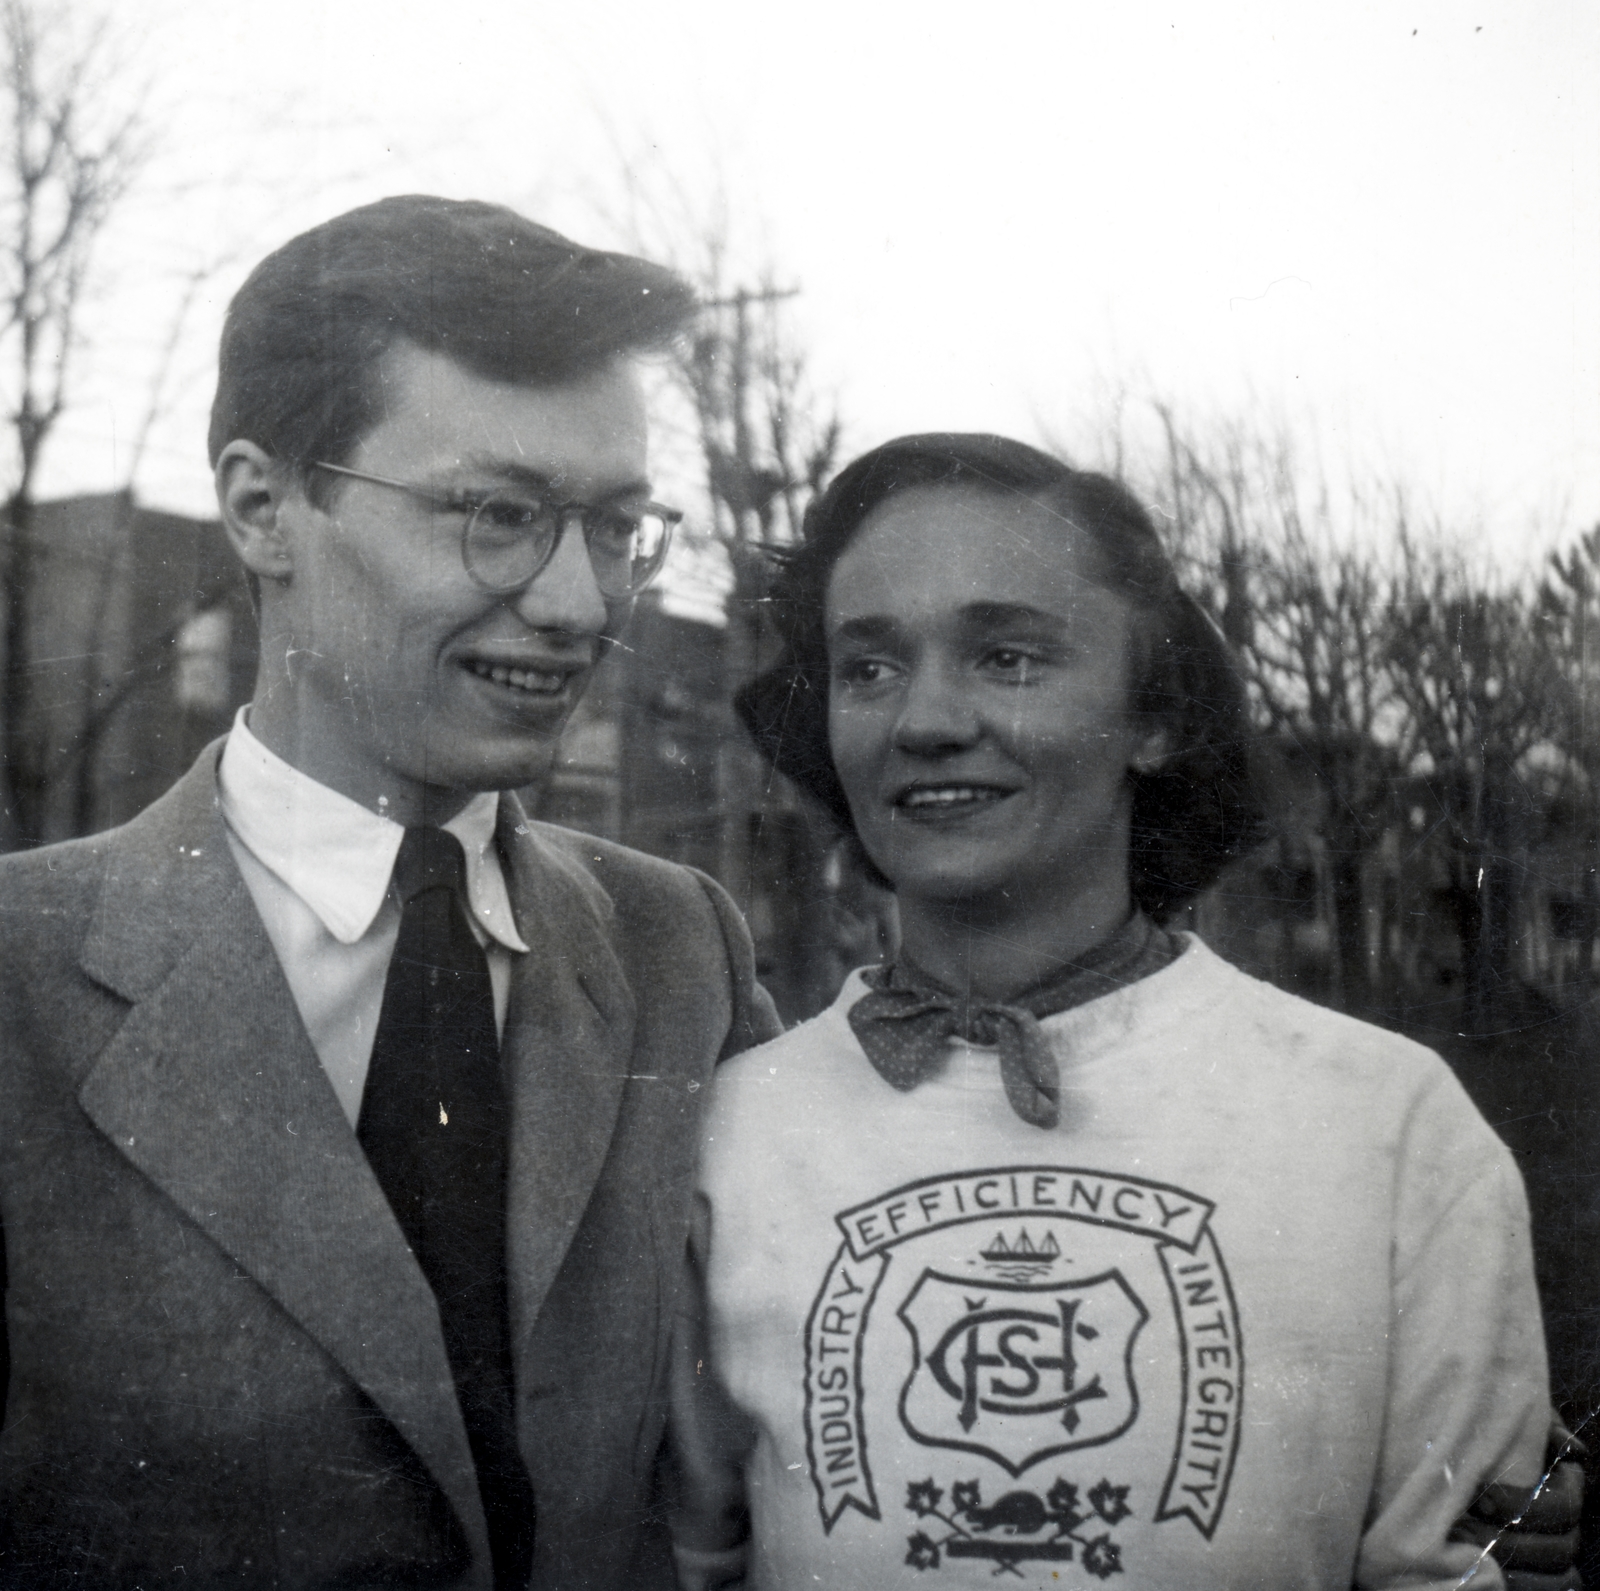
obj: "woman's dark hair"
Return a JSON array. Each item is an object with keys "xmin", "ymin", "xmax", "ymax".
[{"xmin": 735, "ymin": 432, "xmax": 1268, "ymax": 923}]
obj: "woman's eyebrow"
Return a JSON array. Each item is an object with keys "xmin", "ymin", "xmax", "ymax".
[
  {"xmin": 828, "ymin": 615, "xmax": 901, "ymax": 646},
  {"xmin": 958, "ymin": 600, "xmax": 1068, "ymax": 630},
  {"xmin": 830, "ymin": 605, "xmax": 1067, "ymax": 645}
]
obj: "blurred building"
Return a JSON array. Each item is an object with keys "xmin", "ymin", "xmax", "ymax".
[
  {"xmin": 8, "ymin": 492, "xmax": 255, "ymax": 845},
  {"xmin": 534, "ymin": 590, "xmax": 868, "ymax": 1024}
]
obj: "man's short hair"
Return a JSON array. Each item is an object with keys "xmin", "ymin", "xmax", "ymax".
[{"xmin": 208, "ymin": 194, "xmax": 695, "ymax": 487}]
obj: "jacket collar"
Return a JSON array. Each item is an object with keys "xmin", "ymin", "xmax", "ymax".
[{"xmin": 494, "ymin": 797, "xmax": 637, "ymax": 1350}]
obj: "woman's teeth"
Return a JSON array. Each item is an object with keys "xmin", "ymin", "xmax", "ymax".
[
  {"xmin": 469, "ymin": 660, "xmax": 564, "ymax": 694},
  {"xmin": 899, "ymin": 786, "xmax": 1006, "ymax": 808}
]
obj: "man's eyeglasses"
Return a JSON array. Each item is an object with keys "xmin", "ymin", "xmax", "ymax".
[{"xmin": 310, "ymin": 461, "xmax": 681, "ymax": 600}]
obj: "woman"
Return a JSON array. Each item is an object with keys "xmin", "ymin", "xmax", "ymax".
[{"xmin": 672, "ymin": 435, "xmax": 1552, "ymax": 1589}]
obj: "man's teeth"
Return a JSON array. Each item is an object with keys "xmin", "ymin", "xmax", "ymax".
[
  {"xmin": 468, "ymin": 660, "xmax": 565, "ymax": 694},
  {"xmin": 899, "ymin": 786, "xmax": 1006, "ymax": 808}
]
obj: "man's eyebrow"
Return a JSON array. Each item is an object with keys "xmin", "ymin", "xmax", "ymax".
[{"xmin": 455, "ymin": 456, "xmax": 653, "ymax": 502}]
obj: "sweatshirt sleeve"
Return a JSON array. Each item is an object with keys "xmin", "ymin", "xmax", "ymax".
[
  {"xmin": 1354, "ymin": 1062, "xmax": 1551, "ymax": 1590},
  {"xmin": 667, "ymin": 1193, "xmax": 756, "ymax": 1591}
]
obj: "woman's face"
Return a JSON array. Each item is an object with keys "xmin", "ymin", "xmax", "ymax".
[{"xmin": 825, "ymin": 483, "xmax": 1166, "ymax": 921}]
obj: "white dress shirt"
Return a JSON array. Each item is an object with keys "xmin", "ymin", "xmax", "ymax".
[{"xmin": 217, "ymin": 709, "xmax": 530, "ymax": 1127}]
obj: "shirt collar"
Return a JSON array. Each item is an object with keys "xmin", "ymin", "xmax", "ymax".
[{"xmin": 217, "ymin": 707, "xmax": 529, "ymax": 953}]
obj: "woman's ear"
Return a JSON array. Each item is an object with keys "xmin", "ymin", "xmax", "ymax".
[
  {"xmin": 215, "ymin": 441, "xmax": 300, "ymax": 583},
  {"xmin": 1129, "ymin": 720, "xmax": 1171, "ymax": 775}
]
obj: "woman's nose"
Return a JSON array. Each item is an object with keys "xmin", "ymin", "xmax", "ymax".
[{"xmin": 891, "ymin": 663, "xmax": 980, "ymax": 756}]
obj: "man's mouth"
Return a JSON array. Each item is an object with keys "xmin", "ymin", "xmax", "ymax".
[
  {"xmin": 464, "ymin": 659, "xmax": 576, "ymax": 696},
  {"xmin": 895, "ymin": 784, "xmax": 1014, "ymax": 812}
]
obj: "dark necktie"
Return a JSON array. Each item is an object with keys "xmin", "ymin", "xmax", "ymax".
[
  {"xmin": 358, "ymin": 827, "xmax": 534, "ymax": 1588},
  {"xmin": 847, "ymin": 914, "xmax": 1180, "ymax": 1129}
]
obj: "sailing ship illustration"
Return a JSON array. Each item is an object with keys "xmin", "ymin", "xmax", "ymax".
[{"xmin": 980, "ymin": 1228, "xmax": 1062, "ymax": 1279}]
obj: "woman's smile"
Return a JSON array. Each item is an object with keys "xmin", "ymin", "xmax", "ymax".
[{"xmin": 892, "ymin": 780, "xmax": 1017, "ymax": 814}]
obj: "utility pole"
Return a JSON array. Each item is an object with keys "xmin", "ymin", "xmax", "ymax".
[{"xmin": 696, "ymin": 285, "xmax": 801, "ymax": 917}]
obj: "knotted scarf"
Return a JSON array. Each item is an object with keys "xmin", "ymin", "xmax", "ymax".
[{"xmin": 846, "ymin": 913, "xmax": 1180, "ymax": 1129}]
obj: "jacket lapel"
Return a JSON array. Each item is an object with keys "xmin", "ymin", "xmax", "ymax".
[
  {"xmin": 74, "ymin": 751, "xmax": 492, "ymax": 1584},
  {"xmin": 497, "ymin": 804, "xmax": 636, "ymax": 1351}
]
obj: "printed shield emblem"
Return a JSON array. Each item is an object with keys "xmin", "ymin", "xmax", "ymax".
[{"xmin": 898, "ymin": 1268, "xmax": 1148, "ymax": 1477}]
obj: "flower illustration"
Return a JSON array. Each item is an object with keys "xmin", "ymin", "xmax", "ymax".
[
  {"xmin": 903, "ymin": 1473, "xmax": 1131, "ymax": 1576},
  {"xmin": 1045, "ymin": 1477, "xmax": 1087, "ymax": 1529},
  {"xmin": 1081, "ymin": 1533, "xmax": 1124, "ymax": 1579},
  {"xmin": 1088, "ymin": 1479, "xmax": 1132, "ymax": 1525}
]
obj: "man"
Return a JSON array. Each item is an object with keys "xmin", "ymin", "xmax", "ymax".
[{"xmin": 0, "ymin": 196, "xmax": 779, "ymax": 1590}]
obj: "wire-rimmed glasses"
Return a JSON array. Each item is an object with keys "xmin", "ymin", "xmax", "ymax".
[{"xmin": 310, "ymin": 461, "xmax": 681, "ymax": 599}]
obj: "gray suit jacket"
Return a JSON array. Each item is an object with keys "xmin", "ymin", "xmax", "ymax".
[{"xmin": 0, "ymin": 744, "xmax": 779, "ymax": 1589}]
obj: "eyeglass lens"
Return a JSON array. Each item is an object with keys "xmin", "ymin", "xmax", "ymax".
[{"xmin": 464, "ymin": 498, "xmax": 672, "ymax": 598}]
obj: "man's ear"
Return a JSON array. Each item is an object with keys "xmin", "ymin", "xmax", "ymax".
[{"xmin": 215, "ymin": 441, "xmax": 302, "ymax": 582}]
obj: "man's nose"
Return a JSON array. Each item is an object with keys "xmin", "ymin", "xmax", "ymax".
[
  {"xmin": 890, "ymin": 661, "xmax": 981, "ymax": 756},
  {"xmin": 510, "ymin": 513, "xmax": 609, "ymax": 635}
]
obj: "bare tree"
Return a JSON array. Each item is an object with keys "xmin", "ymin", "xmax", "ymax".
[
  {"xmin": 1536, "ymin": 524, "xmax": 1600, "ymax": 975},
  {"xmin": 1250, "ymin": 523, "xmax": 1401, "ymax": 1011},
  {"xmin": 1146, "ymin": 402, "xmax": 1258, "ymax": 653},
  {"xmin": 1386, "ymin": 540, "xmax": 1563, "ymax": 1031},
  {"xmin": 1127, "ymin": 406, "xmax": 1402, "ymax": 1009},
  {"xmin": 1075, "ymin": 392, "xmax": 1591, "ymax": 1022},
  {"xmin": 688, "ymin": 275, "xmax": 839, "ymax": 550},
  {"xmin": 0, "ymin": 0, "xmax": 143, "ymax": 846}
]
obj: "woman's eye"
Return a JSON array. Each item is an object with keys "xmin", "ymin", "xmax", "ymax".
[
  {"xmin": 835, "ymin": 657, "xmax": 894, "ymax": 687},
  {"xmin": 984, "ymin": 646, "xmax": 1036, "ymax": 674}
]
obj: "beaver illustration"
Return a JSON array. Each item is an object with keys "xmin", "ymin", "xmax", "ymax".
[{"xmin": 967, "ymin": 1491, "xmax": 1048, "ymax": 1535}]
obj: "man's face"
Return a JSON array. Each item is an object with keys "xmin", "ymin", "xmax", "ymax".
[{"xmin": 262, "ymin": 340, "xmax": 649, "ymax": 819}]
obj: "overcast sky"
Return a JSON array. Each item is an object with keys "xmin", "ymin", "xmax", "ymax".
[{"xmin": 40, "ymin": 0, "xmax": 1600, "ymax": 570}]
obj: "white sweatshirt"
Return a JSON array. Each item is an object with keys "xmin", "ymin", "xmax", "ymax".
[{"xmin": 677, "ymin": 938, "xmax": 1547, "ymax": 1591}]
